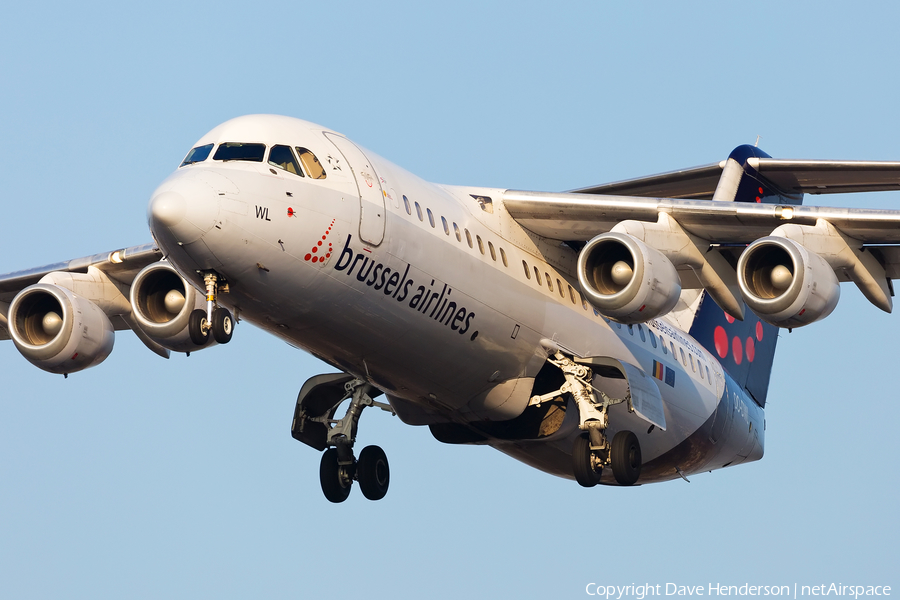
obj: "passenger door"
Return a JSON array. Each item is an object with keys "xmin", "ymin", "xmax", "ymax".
[{"xmin": 323, "ymin": 133, "xmax": 385, "ymax": 246}]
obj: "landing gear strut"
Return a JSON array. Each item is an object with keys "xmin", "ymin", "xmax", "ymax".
[
  {"xmin": 188, "ymin": 272, "xmax": 234, "ymax": 346},
  {"xmin": 294, "ymin": 377, "xmax": 395, "ymax": 503},
  {"xmin": 529, "ymin": 352, "xmax": 642, "ymax": 486}
]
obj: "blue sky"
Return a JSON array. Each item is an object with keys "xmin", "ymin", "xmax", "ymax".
[{"xmin": 1, "ymin": 2, "xmax": 898, "ymax": 598}]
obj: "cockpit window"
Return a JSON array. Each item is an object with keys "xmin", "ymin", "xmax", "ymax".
[
  {"xmin": 296, "ymin": 147, "xmax": 326, "ymax": 179},
  {"xmin": 268, "ymin": 145, "xmax": 304, "ymax": 176},
  {"xmin": 180, "ymin": 143, "xmax": 214, "ymax": 167},
  {"xmin": 213, "ymin": 142, "xmax": 266, "ymax": 162}
]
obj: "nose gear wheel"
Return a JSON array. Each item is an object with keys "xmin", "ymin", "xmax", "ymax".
[{"xmin": 188, "ymin": 271, "xmax": 234, "ymax": 346}]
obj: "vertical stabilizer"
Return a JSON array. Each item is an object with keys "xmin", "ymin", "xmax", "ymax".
[
  {"xmin": 685, "ymin": 145, "xmax": 802, "ymax": 405},
  {"xmin": 689, "ymin": 292, "xmax": 778, "ymax": 406}
]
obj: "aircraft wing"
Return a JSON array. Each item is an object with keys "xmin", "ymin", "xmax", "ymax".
[
  {"xmin": 0, "ymin": 243, "xmax": 162, "ymax": 340},
  {"xmin": 571, "ymin": 158, "xmax": 900, "ymax": 198},
  {"xmin": 503, "ymin": 190, "xmax": 900, "ymax": 246}
]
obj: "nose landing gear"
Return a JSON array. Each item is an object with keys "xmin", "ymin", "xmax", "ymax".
[{"xmin": 188, "ymin": 272, "xmax": 234, "ymax": 346}]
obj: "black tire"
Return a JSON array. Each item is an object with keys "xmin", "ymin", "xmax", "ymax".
[
  {"xmin": 357, "ymin": 445, "xmax": 390, "ymax": 501},
  {"xmin": 212, "ymin": 307, "xmax": 234, "ymax": 344},
  {"xmin": 189, "ymin": 309, "xmax": 210, "ymax": 346},
  {"xmin": 611, "ymin": 430, "xmax": 642, "ymax": 486},
  {"xmin": 319, "ymin": 448, "xmax": 352, "ymax": 503},
  {"xmin": 572, "ymin": 433, "xmax": 601, "ymax": 487}
]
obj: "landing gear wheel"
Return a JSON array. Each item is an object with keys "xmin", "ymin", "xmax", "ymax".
[
  {"xmin": 357, "ymin": 445, "xmax": 390, "ymax": 500},
  {"xmin": 611, "ymin": 430, "xmax": 641, "ymax": 486},
  {"xmin": 211, "ymin": 307, "xmax": 234, "ymax": 344},
  {"xmin": 319, "ymin": 448, "xmax": 352, "ymax": 503},
  {"xmin": 572, "ymin": 433, "xmax": 602, "ymax": 488},
  {"xmin": 188, "ymin": 309, "xmax": 210, "ymax": 346}
]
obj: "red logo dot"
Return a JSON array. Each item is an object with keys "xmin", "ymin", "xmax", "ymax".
[
  {"xmin": 724, "ymin": 311, "xmax": 735, "ymax": 324},
  {"xmin": 304, "ymin": 253, "xmax": 311, "ymax": 261},
  {"xmin": 311, "ymin": 247, "xmax": 318, "ymax": 253},
  {"xmin": 756, "ymin": 321, "xmax": 763, "ymax": 341},
  {"xmin": 732, "ymin": 337, "xmax": 743, "ymax": 365},
  {"xmin": 714, "ymin": 326, "xmax": 729, "ymax": 358},
  {"xmin": 746, "ymin": 337, "xmax": 755, "ymax": 362}
]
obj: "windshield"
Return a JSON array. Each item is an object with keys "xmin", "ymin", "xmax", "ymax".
[
  {"xmin": 180, "ymin": 143, "xmax": 214, "ymax": 167},
  {"xmin": 213, "ymin": 142, "xmax": 266, "ymax": 162}
]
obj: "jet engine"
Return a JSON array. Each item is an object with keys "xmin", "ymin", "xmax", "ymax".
[
  {"xmin": 8, "ymin": 284, "xmax": 115, "ymax": 374},
  {"xmin": 737, "ymin": 236, "xmax": 840, "ymax": 328},
  {"xmin": 129, "ymin": 261, "xmax": 209, "ymax": 352},
  {"xmin": 577, "ymin": 232, "xmax": 681, "ymax": 323}
]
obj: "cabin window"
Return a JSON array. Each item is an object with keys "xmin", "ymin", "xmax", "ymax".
[
  {"xmin": 534, "ymin": 267, "xmax": 542, "ymax": 285},
  {"xmin": 476, "ymin": 235, "xmax": 485, "ymax": 255},
  {"xmin": 403, "ymin": 195, "xmax": 411, "ymax": 215},
  {"xmin": 628, "ymin": 325, "xmax": 634, "ymax": 336},
  {"xmin": 662, "ymin": 340, "xmax": 668, "ymax": 354},
  {"xmin": 453, "ymin": 223, "xmax": 461, "ymax": 241},
  {"xmin": 180, "ymin": 143, "xmax": 214, "ymax": 167},
  {"xmin": 441, "ymin": 216, "xmax": 450, "ymax": 235},
  {"xmin": 500, "ymin": 247, "xmax": 508, "ymax": 267},
  {"xmin": 214, "ymin": 142, "xmax": 266, "ymax": 162},
  {"xmin": 680, "ymin": 347, "xmax": 687, "ymax": 366},
  {"xmin": 488, "ymin": 241, "xmax": 496, "ymax": 261},
  {"xmin": 465, "ymin": 229, "xmax": 473, "ymax": 248},
  {"xmin": 295, "ymin": 147, "xmax": 326, "ymax": 179},
  {"xmin": 638, "ymin": 325, "xmax": 646, "ymax": 343},
  {"xmin": 415, "ymin": 202, "xmax": 423, "ymax": 221},
  {"xmin": 557, "ymin": 279, "xmax": 565, "ymax": 298},
  {"xmin": 568, "ymin": 285, "xmax": 577, "ymax": 305},
  {"xmin": 268, "ymin": 145, "xmax": 303, "ymax": 176},
  {"xmin": 670, "ymin": 341, "xmax": 676, "ymax": 356},
  {"xmin": 522, "ymin": 260, "xmax": 531, "ymax": 279},
  {"xmin": 427, "ymin": 208, "xmax": 435, "ymax": 228},
  {"xmin": 706, "ymin": 366, "xmax": 711, "ymax": 382},
  {"xmin": 545, "ymin": 274, "xmax": 553, "ymax": 292},
  {"xmin": 690, "ymin": 353, "xmax": 696, "ymax": 372},
  {"xmin": 649, "ymin": 330, "xmax": 658, "ymax": 348}
]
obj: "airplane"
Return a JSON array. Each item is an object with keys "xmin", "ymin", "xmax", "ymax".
[{"xmin": 2, "ymin": 114, "xmax": 900, "ymax": 503}]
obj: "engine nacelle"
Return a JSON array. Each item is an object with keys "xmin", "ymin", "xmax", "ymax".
[
  {"xmin": 577, "ymin": 232, "xmax": 682, "ymax": 323},
  {"xmin": 8, "ymin": 284, "xmax": 115, "ymax": 374},
  {"xmin": 737, "ymin": 236, "xmax": 840, "ymax": 328},
  {"xmin": 129, "ymin": 261, "xmax": 209, "ymax": 352}
]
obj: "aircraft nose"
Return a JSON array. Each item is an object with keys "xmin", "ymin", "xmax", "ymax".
[
  {"xmin": 147, "ymin": 174, "xmax": 220, "ymax": 245},
  {"xmin": 149, "ymin": 191, "xmax": 186, "ymax": 228}
]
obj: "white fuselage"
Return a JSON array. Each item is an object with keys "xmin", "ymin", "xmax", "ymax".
[{"xmin": 149, "ymin": 115, "xmax": 764, "ymax": 485}]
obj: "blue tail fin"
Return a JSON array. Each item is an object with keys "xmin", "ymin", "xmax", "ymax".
[
  {"xmin": 687, "ymin": 144, "xmax": 804, "ymax": 406},
  {"xmin": 688, "ymin": 292, "xmax": 778, "ymax": 406},
  {"xmin": 713, "ymin": 144, "xmax": 803, "ymax": 205}
]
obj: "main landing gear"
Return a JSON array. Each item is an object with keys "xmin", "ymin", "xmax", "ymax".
[
  {"xmin": 188, "ymin": 272, "xmax": 234, "ymax": 346},
  {"xmin": 529, "ymin": 352, "xmax": 642, "ymax": 487},
  {"xmin": 291, "ymin": 375, "xmax": 395, "ymax": 503}
]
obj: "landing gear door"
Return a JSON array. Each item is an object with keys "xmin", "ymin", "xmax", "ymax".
[
  {"xmin": 577, "ymin": 356, "xmax": 667, "ymax": 431},
  {"xmin": 323, "ymin": 133, "xmax": 385, "ymax": 246}
]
